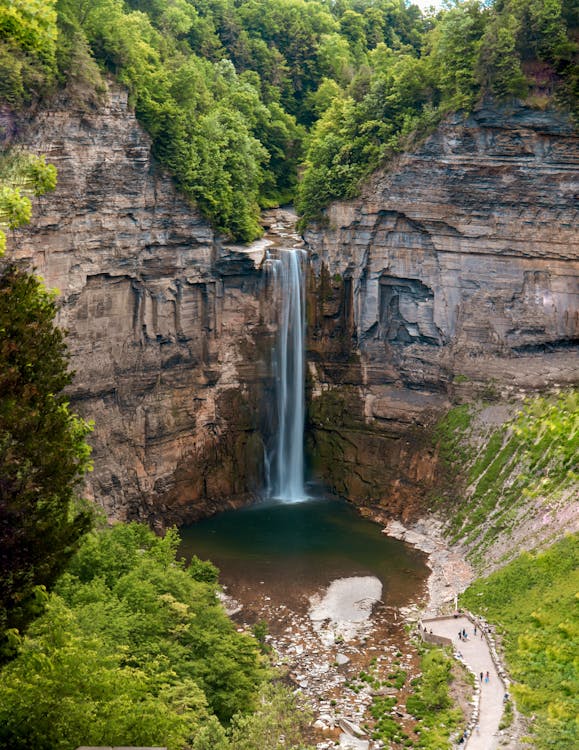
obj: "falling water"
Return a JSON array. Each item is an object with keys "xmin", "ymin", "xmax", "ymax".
[{"xmin": 269, "ymin": 248, "xmax": 307, "ymax": 502}]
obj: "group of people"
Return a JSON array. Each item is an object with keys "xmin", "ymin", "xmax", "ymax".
[{"xmin": 458, "ymin": 622, "xmax": 488, "ymax": 642}]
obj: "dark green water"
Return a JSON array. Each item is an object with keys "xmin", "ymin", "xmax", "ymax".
[{"xmin": 179, "ymin": 497, "xmax": 429, "ymax": 611}]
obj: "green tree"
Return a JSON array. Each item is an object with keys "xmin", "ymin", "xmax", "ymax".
[
  {"xmin": 0, "ymin": 151, "xmax": 57, "ymax": 255},
  {"xmin": 193, "ymin": 717, "xmax": 230, "ymax": 750},
  {"xmin": 0, "ymin": 521, "xmax": 272, "ymax": 748},
  {"xmin": 0, "ymin": 0, "xmax": 59, "ymax": 104},
  {"xmin": 426, "ymin": 0, "xmax": 486, "ymax": 110},
  {"xmin": 0, "ymin": 595, "xmax": 208, "ymax": 750},
  {"xmin": 229, "ymin": 683, "xmax": 313, "ymax": 750},
  {"xmin": 478, "ymin": 10, "xmax": 527, "ymax": 98},
  {"xmin": 0, "ymin": 267, "xmax": 93, "ymax": 662}
]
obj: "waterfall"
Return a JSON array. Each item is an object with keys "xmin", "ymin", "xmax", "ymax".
[{"xmin": 269, "ymin": 247, "xmax": 307, "ymax": 502}]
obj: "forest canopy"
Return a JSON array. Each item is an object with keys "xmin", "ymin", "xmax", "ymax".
[
  {"xmin": 0, "ymin": 522, "xmax": 315, "ymax": 750},
  {"xmin": 0, "ymin": 0, "xmax": 576, "ymax": 235}
]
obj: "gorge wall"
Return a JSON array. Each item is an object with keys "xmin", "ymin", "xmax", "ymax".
[
  {"xmin": 4, "ymin": 85, "xmax": 276, "ymax": 527},
  {"xmin": 305, "ymin": 104, "xmax": 579, "ymax": 517},
  {"xmin": 4, "ymin": 90, "xmax": 578, "ymax": 525}
]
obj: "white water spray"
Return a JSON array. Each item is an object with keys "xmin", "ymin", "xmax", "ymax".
[{"xmin": 269, "ymin": 248, "xmax": 307, "ymax": 502}]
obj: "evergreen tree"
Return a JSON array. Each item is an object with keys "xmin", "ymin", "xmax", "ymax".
[{"xmin": 0, "ymin": 266, "xmax": 93, "ymax": 663}]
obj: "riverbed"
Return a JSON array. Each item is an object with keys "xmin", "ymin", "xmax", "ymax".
[{"xmin": 179, "ymin": 496, "xmax": 432, "ymax": 748}]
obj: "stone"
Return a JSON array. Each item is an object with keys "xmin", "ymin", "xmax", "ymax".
[
  {"xmin": 6, "ymin": 83, "xmax": 282, "ymax": 526},
  {"xmin": 338, "ymin": 719, "xmax": 366, "ymax": 737},
  {"xmin": 305, "ymin": 102, "xmax": 579, "ymax": 517},
  {"xmin": 336, "ymin": 653, "xmax": 350, "ymax": 665},
  {"xmin": 338, "ymin": 734, "xmax": 369, "ymax": 749}
]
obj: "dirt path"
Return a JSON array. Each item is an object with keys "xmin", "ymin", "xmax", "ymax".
[{"xmin": 424, "ymin": 616, "xmax": 506, "ymax": 749}]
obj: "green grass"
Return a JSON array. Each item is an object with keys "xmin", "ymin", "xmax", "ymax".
[
  {"xmin": 433, "ymin": 404, "xmax": 474, "ymax": 470},
  {"xmin": 434, "ymin": 391, "xmax": 578, "ymax": 556},
  {"xmin": 460, "ymin": 534, "xmax": 579, "ymax": 749},
  {"xmin": 368, "ymin": 646, "xmax": 464, "ymax": 749}
]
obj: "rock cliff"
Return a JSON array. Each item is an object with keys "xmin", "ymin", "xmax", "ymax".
[
  {"xmin": 5, "ymin": 86, "xmax": 276, "ymax": 526},
  {"xmin": 305, "ymin": 104, "xmax": 579, "ymax": 516}
]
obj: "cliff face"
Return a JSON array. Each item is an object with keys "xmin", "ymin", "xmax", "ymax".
[
  {"xmin": 5, "ymin": 92, "xmax": 578, "ymax": 525},
  {"xmin": 305, "ymin": 104, "xmax": 579, "ymax": 516},
  {"xmin": 6, "ymin": 86, "xmax": 275, "ymax": 526}
]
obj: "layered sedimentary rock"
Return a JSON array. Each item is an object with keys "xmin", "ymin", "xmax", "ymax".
[
  {"xmin": 305, "ymin": 104, "xmax": 579, "ymax": 515},
  {"xmin": 5, "ymin": 86, "xmax": 275, "ymax": 526}
]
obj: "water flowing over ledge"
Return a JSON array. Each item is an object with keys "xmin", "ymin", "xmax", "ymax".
[{"xmin": 269, "ymin": 247, "xmax": 307, "ymax": 502}]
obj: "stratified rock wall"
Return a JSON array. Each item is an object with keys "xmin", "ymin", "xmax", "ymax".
[
  {"xmin": 7, "ymin": 86, "xmax": 275, "ymax": 526},
  {"xmin": 305, "ymin": 104, "xmax": 579, "ymax": 515}
]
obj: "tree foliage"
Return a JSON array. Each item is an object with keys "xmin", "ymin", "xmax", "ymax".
[
  {"xmin": 0, "ymin": 266, "xmax": 92, "ymax": 663},
  {"xmin": 0, "ymin": 150, "xmax": 57, "ymax": 256},
  {"xmin": 1, "ymin": 1, "xmax": 575, "ymax": 232},
  {"xmin": 0, "ymin": 522, "xmax": 313, "ymax": 750},
  {"xmin": 298, "ymin": 0, "xmax": 578, "ymax": 221}
]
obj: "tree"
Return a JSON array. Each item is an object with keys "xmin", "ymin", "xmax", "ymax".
[
  {"xmin": 0, "ymin": 151, "xmax": 57, "ymax": 256},
  {"xmin": 0, "ymin": 0, "xmax": 59, "ymax": 104},
  {"xmin": 478, "ymin": 9, "xmax": 527, "ymax": 98},
  {"xmin": 0, "ymin": 266, "xmax": 93, "ymax": 662},
  {"xmin": 229, "ymin": 683, "xmax": 313, "ymax": 750}
]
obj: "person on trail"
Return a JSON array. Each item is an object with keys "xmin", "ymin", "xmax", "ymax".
[
  {"xmin": 480, "ymin": 671, "xmax": 483, "ymax": 682},
  {"xmin": 485, "ymin": 671, "xmax": 490, "ymax": 683},
  {"xmin": 474, "ymin": 625, "xmax": 477, "ymax": 636}
]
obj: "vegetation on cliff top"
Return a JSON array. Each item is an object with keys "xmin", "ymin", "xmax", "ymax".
[
  {"xmin": 1, "ymin": 1, "xmax": 576, "ymax": 237},
  {"xmin": 0, "ymin": 149, "xmax": 57, "ymax": 255},
  {"xmin": 461, "ymin": 534, "xmax": 579, "ymax": 750}
]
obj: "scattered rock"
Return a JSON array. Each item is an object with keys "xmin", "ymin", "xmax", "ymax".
[
  {"xmin": 338, "ymin": 718, "xmax": 366, "ymax": 737},
  {"xmin": 339, "ymin": 734, "xmax": 369, "ymax": 750}
]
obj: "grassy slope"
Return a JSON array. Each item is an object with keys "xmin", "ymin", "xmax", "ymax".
[
  {"xmin": 432, "ymin": 390, "xmax": 578, "ymax": 748},
  {"xmin": 460, "ymin": 535, "xmax": 578, "ymax": 750},
  {"xmin": 432, "ymin": 390, "xmax": 578, "ymax": 568}
]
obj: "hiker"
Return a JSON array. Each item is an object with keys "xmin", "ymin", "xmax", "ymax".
[
  {"xmin": 480, "ymin": 671, "xmax": 483, "ymax": 682},
  {"xmin": 462, "ymin": 628, "xmax": 467, "ymax": 639},
  {"xmin": 485, "ymin": 671, "xmax": 490, "ymax": 683},
  {"xmin": 474, "ymin": 625, "xmax": 477, "ymax": 636}
]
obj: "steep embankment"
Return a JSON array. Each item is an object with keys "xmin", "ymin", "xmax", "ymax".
[
  {"xmin": 4, "ymin": 84, "xmax": 276, "ymax": 526},
  {"xmin": 433, "ymin": 391, "xmax": 578, "ymax": 571},
  {"xmin": 305, "ymin": 102, "xmax": 579, "ymax": 518}
]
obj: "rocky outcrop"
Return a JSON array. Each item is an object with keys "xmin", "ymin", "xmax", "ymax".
[
  {"xmin": 6, "ymin": 85, "xmax": 276, "ymax": 526},
  {"xmin": 305, "ymin": 103, "xmax": 579, "ymax": 515}
]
